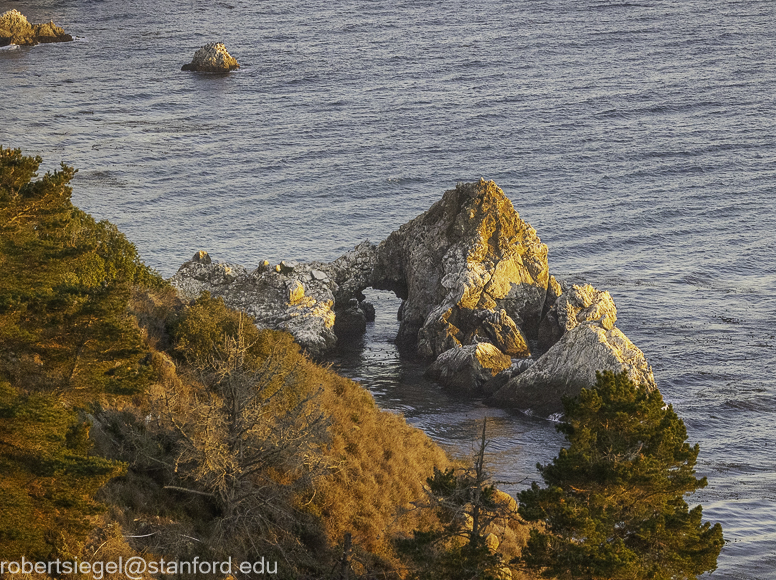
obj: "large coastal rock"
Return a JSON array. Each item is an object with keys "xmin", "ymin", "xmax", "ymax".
[
  {"xmin": 0, "ymin": 10, "xmax": 72, "ymax": 46},
  {"xmin": 181, "ymin": 42, "xmax": 239, "ymax": 72},
  {"xmin": 489, "ymin": 321, "xmax": 656, "ymax": 417},
  {"xmin": 372, "ymin": 179, "xmax": 549, "ymax": 359}
]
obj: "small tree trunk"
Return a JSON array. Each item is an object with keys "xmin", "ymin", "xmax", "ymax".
[
  {"xmin": 470, "ymin": 418, "xmax": 488, "ymax": 545},
  {"xmin": 339, "ymin": 532, "xmax": 352, "ymax": 579}
]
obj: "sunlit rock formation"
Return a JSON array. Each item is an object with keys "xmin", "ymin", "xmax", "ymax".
[
  {"xmin": 170, "ymin": 179, "xmax": 656, "ymax": 416},
  {"xmin": 0, "ymin": 9, "xmax": 73, "ymax": 46},
  {"xmin": 372, "ymin": 179, "xmax": 547, "ymax": 358},
  {"xmin": 181, "ymin": 42, "xmax": 240, "ymax": 72}
]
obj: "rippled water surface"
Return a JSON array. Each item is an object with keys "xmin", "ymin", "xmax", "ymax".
[{"xmin": 2, "ymin": 0, "xmax": 776, "ymax": 576}]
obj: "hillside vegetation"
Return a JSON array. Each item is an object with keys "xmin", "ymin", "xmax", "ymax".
[{"xmin": 0, "ymin": 146, "xmax": 534, "ymax": 578}]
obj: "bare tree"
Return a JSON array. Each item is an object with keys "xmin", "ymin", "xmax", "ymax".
[
  {"xmin": 398, "ymin": 419, "xmax": 521, "ymax": 580},
  {"xmin": 151, "ymin": 317, "xmax": 331, "ymax": 554}
]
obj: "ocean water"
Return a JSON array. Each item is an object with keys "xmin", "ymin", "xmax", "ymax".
[{"xmin": 2, "ymin": 0, "xmax": 775, "ymax": 576}]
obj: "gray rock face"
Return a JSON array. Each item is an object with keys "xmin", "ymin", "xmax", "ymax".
[
  {"xmin": 170, "ymin": 255, "xmax": 337, "ymax": 357},
  {"xmin": 0, "ymin": 10, "xmax": 72, "ymax": 46},
  {"xmin": 169, "ymin": 241, "xmax": 379, "ymax": 357},
  {"xmin": 372, "ymin": 179, "xmax": 549, "ymax": 359},
  {"xmin": 425, "ymin": 343, "xmax": 512, "ymax": 394},
  {"xmin": 181, "ymin": 42, "xmax": 240, "ymax": 72},
  {"xmin": 490, "ymin": 321, "xmax": 656, "ymax": 417}
]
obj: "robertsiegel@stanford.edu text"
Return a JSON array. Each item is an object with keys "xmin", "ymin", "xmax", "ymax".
[{"xmin": 1, "ymin": 556, "xmax": 277, "ymax": 578}]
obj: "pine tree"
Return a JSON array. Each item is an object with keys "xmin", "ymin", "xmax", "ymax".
[
  {"xmin": 518, "ymin": 371, "xmax": 724, "ymax": 580},
  {"xmin": 0, "ymin": 146, "xmax": 157, "ymax": 557}
]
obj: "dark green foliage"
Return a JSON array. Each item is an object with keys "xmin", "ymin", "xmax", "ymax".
[
  {"xmin": 0, "ymin": 381, "xmax": 125, "ymax": 559},
  {"xmin": 0, "ymin": 146, "xmax": 165, "ymax": 400},
  {"xmin": 0, "ymin": 146, "xmax": 154, "ymax": 558},
  {"xmin": 518, "ymin": 371, "xmax": 724, "ymax": 580}
]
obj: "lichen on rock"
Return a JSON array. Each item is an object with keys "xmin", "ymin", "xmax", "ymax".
[
  {"xmin": 181, "ymin": 42, "xmax": 240, "ymax": 72},
  {"xmin": 0, "ymin": 9, "xmax": 73, "ymax": 46},
  {"xmin": 168, "ymin": 180, "xmax": 658, "ymax": 415}
]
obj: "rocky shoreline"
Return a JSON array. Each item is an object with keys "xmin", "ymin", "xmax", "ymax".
[{"xmin": 170, "ymin": 179, "xmax": 656, "ymax": 417}]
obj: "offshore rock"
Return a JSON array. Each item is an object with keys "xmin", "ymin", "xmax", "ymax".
[
  {"xmin": 425, "ymin": 343, "xmax": 512, "ymax": 394},
  {"xmin": 334, "ymin": 298, "xmax": 367, "ymax": 337},
  {"xmin": 490, "ymin": 321, "xmax": 656, "ymax": 417},
  {"xmin": 181, "ymin": 42, "xmax": 240, "ymax": 72},
  {"xmin": 372, "ymin": 179, "xmax": 549, "ymax": 359},
  {"xmin": 0, "ymin": 10, "xmax": 73, "ymax": 46},
  {"xmin": 168, "ymin": 181, "xmax": 656, "ymax": 409}
]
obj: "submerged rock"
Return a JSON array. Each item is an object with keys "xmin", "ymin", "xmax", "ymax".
[
  {"xmin": 181, "ymin": 42, "xmax": 240, "ymax": 72},
  {"xmin": 0, "ymin": 10, "xmax": 73, "ymax": 46}
]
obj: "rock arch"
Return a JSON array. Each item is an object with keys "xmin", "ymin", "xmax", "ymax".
[{"xmin": 170, "ymin": 179, "xmax": 656, "ymax": 416}]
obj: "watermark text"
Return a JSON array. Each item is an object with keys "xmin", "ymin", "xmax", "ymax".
[{"xmin": 1, "ymin": 557, "xmax": 277, "ymax": 578}]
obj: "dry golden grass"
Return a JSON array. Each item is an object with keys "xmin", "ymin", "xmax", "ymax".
[{"xmin": 88, "ymin": 291, "xmax": 543, "ymax": 578}]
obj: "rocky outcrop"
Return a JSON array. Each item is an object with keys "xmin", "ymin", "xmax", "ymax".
[
  {"xmin": 425, "ymin": 343, "xmax": 512, "ymax": 394},
  {"xmin": 170, "ymin": 251, "xmax": 337, "ymax": 357},
  {"xmin": 489, "ymin": 321, "xmax": 656, "ymax": 417},
  {"xmin": 372, "ymin": 179, "xmax": 549, "ymax": 359},
  {"xmin": 181, "ymin": 42, "xmax": 239, "ymax": 72},
  {"xmin": 169, "ymin": 180, "xmax": 657, "ymax": 416},
  {"xmin": 0, "ymin": 10, "xmax": 72, "ymax": 46},
  {"xmin": 169, "ymin": 247, "xmax": 379, "ymax": 357}
]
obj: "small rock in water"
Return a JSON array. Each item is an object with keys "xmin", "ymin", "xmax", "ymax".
[
  {"xmin": 0, "ymin": 9, "xmax": 73, "ymax": 46},
  {"xmin": 358, "ymin": 301, "xmax": 376, "ymax": 322},
  {"xmin": 181, "ymin": 42, "xmax": 240, "ymax": 72}
]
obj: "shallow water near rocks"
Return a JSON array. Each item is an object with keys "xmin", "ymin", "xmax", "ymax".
[{"xmin": 2, "ymin": 0, "xmax": 776, "ymax": 576}]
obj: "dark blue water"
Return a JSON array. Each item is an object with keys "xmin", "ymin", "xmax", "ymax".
[{"xmin": 3, "ymin": 1, "xmax": 775, "ymax": 576}]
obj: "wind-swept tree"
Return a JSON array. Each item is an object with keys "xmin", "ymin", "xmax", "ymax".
[
  {"xmin": 518, "ymin": 371, "xmax": 724, "ymax": 580},
  {"xmin": 0, "ymin": 146, "xmax": 153, "ymax": 558}
]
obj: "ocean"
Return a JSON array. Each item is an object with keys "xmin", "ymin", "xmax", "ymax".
[{"xmin": 2, "ymin": 0, "xmax": 775, "ymax": 576}]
